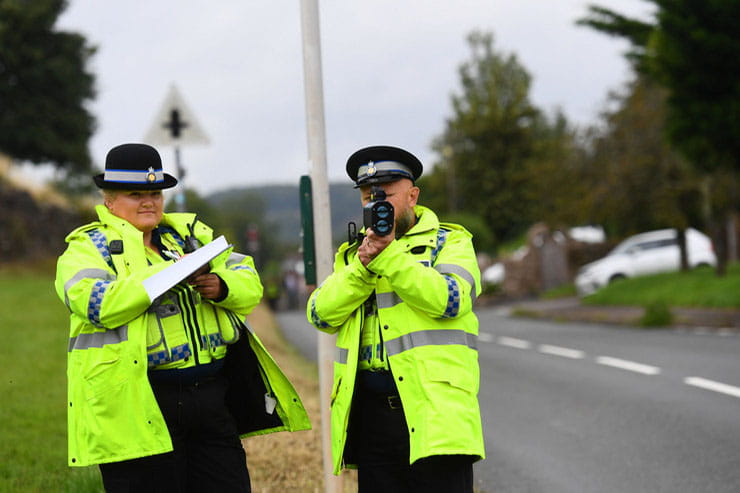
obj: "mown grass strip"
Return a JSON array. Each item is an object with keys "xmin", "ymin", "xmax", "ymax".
[{"xmin": 583, "ymin": 264, "xmax": 740, "ymax": 308}]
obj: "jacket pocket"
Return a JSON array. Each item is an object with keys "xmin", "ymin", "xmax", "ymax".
[{"xmin": 421, "ymin": 354, "xmax": 478, "ymax": 394}]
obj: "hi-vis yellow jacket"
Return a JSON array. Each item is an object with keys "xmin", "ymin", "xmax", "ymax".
[
  {"xmin": 55, "ymin": 205, "xmax": 310, "ymax": 467},
  {"xmin": 307, "ymin": 205, "xmax": 485, "ymax": 474}
]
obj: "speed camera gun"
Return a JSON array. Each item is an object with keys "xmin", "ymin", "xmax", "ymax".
[{"xmin": 363, "ymin": 186, "xmax": 394, "ymax": 236}]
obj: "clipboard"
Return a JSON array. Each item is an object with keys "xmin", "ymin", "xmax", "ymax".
[{"xmin": 142, "ymin": 235, "xmax": 230, "ymax": 302}]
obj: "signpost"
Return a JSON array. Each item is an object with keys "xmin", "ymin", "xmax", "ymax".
[{"xmin": 144, "ymin": 84, "xmax": 209, "ymax": 211}]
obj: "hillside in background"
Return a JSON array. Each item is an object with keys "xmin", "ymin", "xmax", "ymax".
[{"xmin": 207, "ymin": 182, "xmax": 361, "ymax": 246}]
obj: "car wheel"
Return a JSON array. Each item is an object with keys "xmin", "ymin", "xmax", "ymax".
[{"xmin": 609, "ymin": 273, "xmax": 627, "ymax": 284}]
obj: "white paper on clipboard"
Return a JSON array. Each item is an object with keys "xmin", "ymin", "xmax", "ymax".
[{"xmin": 142, "ymin": 235, "xmax": 230, "ymax": 302}]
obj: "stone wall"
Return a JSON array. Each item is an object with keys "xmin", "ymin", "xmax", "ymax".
[
  {"xmin": 0, "ymin": 180, "xmax": 87, "ymax": 262},
  {"xmin": 501, "ymin": 223, "xmax": 613, "ymax": 298}
]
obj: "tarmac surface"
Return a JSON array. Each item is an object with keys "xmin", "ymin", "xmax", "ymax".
[{"xmin": 487, "ymin": 297, "xmax": 740, "ymax": 331}]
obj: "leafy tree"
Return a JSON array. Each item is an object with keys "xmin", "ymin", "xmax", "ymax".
[
  {"xmin": 576, "ymin": 5, "xmax": 654, "ymax": 70},
  {"xmin": 521, "ymin": 110, "xmax": 587, "ymax": 230},
  {"xmin": 650, "ymin": 0, "xmax": 740, "ymax": 176},
  {"xmin": 650, "ymin": 1, "xmax": 740, "ymax": 273},
  {"xmin": 428, "ymin": 31, "xmax": 541, "ymax": 248},
  {"xmin": 581, "ymin": 77, "xmax": 704, "ymax": 240},
  {"xmin": 0, "ymin": 0, "xmax": 96, "ymax": 174},
  {"xmin": 579, "ymin": 1, "xmax": 740, "ymax": 272}
]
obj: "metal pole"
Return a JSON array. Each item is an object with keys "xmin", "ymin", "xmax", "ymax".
[
  {"xmin": 174, "ymin": 145, "xmax": 186, "ymax": 212},
  {"xmin": 299, "ymin": 1, "xmax": 341, "ymax": 491}
]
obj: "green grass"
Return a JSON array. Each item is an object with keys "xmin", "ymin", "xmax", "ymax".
[
  {"xmin": 583, "ymin": 263, "xmax": 740, "ymax": 308},
  {"xmin": 541, "ymin": 283, "xmax": 577, "ymax": 299},
  {"xmin": 0, "ymin": 266, "xmax": 104, "ymax": 492}
]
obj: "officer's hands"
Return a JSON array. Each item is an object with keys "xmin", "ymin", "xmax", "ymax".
[
  {"xmin": 358, "ymin": 228, "xmax": 394, "ymax": 267},
  {"xmin": 188, "ymin": 272, "xmax": 224, "ymax": 300}
]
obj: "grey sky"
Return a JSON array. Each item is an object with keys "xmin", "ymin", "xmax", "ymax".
[{"xmin": 54, "ymin": 1, "xmax": 653, "ymax": 194}]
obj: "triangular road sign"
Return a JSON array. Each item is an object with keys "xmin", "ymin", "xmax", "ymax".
[{"xmin": 143, "ymin": 84, "xmax": 210, "ymax": 147}]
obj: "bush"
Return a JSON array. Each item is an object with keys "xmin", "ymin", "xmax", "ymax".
[{"xmin": 640, "ymin": 301, "xmax": 673, "ymax": 327}]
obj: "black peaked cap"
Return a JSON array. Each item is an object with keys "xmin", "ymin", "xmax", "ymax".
[{"xmin": 346, "ymin": 145, "xmax": 423, "ymax": 188}]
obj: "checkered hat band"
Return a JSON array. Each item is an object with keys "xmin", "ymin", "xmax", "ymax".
[
  {"xmin": 104, "ymin": 169, "xmax": 164, "ymax": 184},
  {"xmin": 357, "ymin": 161, "xmax": 413, "ymax": 181}
]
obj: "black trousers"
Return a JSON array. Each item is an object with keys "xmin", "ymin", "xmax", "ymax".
[
  {"xmin": 99, "ymin": 372, "xmax": 250, "ymax": 493},
  {"xmin": 354, "ymin": 372, "xmax": 474, "ymax": 493}
]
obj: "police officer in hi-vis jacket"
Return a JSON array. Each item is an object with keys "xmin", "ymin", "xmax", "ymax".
[
  {"xmin": 307, "ymin": 145, "xmax": 485, "ymax": 492},
  {"xmin": 56, "ymin": 143, "xmax": 310, "ymax": 492}
]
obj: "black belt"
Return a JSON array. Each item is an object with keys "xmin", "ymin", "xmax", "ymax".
[
  {"xmin": 148, "ymin": 358, "xmax": 225, "ymax": 386},
  {"xmin": 357, "ymin": 370, "xmax": 402, "ymax": 409}
]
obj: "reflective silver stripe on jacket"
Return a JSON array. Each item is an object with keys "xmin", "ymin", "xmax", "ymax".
[
  {"xmin": 226, "ymin": 253, "xmax": 255, "ymax": 273},
  {"xmin": 336, "ymin": 347, "xmax": 349, "ymax": 364},
  {"xmin": 376, "ymin": 292, "xmax": 403, "ymax": 309},
  {"xmin": 385, "ymin": 329, "xmax": 477, "ymax": 357},
  {"xmin": 335, "ymin": 329, "xmax": 477, "ymax": 363},
  {"xmin": 68, "ymin": 326, "xmax": 129, "ymax": 352},
  {"xmin": 435, "ymin": 263, "xmax": 477, "ymax": 303},
  {"xmin": 63, "ymin": 268, "xmax": 116, "ymax": 308}
]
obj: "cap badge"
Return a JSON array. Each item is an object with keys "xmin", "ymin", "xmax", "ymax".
[
  {"xmin": 146, "ymin": 167, "xmax": 157, "ymax": 183},
  {"xmin": 366, "ymin": 161, "xmax": 377, "ymax": 177}
]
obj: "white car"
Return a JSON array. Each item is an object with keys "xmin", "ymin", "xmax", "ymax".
[
  {"xmin": 482, "ymin": 262, "xmax": 505, "ymax": 285},
  {"xmin": 575, "ymin": 228, "xmax": 716, "ymax": 296}
]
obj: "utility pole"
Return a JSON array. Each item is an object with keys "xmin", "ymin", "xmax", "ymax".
[
  {"xmin": 299, "ymin": 1, "xmax": 341, "ymax": 492},
  {"xmin": 164, "ymin": 110, "xmax": 188, "ymax": 212}
]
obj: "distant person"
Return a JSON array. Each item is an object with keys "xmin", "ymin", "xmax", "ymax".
[
  {"xmin": 306, "ymin": 145, "xmax": 485, "ymax": 492},
  {"xmin": 283, "ymin": 271, "xmax": 300, "ymax": 310},
  {"xmin": 55, "ymin": 143, "xmax": 310, "ymax": 492}
]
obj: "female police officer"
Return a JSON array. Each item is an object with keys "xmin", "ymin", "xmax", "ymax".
[{"xmin": 55, "ymin": 143, "xmax": 309, "ymax": 492}]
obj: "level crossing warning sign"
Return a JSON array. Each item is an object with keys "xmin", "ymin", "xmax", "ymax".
[{"xmin": 143, "ymin": 84, "xmax": 209, "ymax": 147}]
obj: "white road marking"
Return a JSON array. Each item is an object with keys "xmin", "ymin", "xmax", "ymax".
[
  {"xmin": 478, "ymin": 332, "xmax": 494, "ymax": 343},
  {"xmin": 497, "ymin": 336, "xmax": 531, "ymax": 350},
  {"xmin": 596, "ymin": 356, "xmax": 661, "ymax": 375},
  {"xmin": 684, "ymin": 377, "xmax": 740, "ymax": 399},
  {"xmin": 538, "ymin": 344, "xmax": 585, "ymax": 359}
]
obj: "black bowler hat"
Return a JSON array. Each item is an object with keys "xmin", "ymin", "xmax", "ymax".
[
  {"xmin": 93, "ymin": 143, "xmax": 178, "ymax": 190},
  {"xmin": 346, "ymin": 145, "xmax": 423, "ymax": 188}
]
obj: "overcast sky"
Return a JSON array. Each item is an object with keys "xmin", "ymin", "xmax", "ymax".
[{"xmin": 51, "ymin": 1, "xmax": 653, "ymax": 194}]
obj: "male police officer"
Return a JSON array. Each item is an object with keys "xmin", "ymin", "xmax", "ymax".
[{"xmin": 307, "ymin": 145, "xmax": 485, "ymax": 492}]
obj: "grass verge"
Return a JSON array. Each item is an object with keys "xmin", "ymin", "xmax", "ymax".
[{"xmin": 583, "ymin": 264, "xmax": 740, "ymax": 308}]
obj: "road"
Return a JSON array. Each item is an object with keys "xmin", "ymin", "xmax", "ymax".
[{"xmin": 276, "ymin": 308, "xmax": 740, "ymax": 493}]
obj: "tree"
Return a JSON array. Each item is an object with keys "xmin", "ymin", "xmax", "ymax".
[
  {"xmin": 576, "ymin": 5, "xmax": 654, "ymax": 70},
  {"xmin": 428, "ymin": 31, "xmax": 541, "ymax": 247},
  {"xmin": 650, "ymin": 0, "xmax": 740, "ymax": 176},
  {"xmin": 581, "ymin": 77, "xmax": 704, "ymax": 245},
  {"xmin": 650, "ymin": 0, "xmax": 740, "ymax": 273},
  {"xmin": 579, "ymin": 1, "xmax": 740, "ymax": 273},
  {"xmin": 0, "ymin": 0, "xmax": 96, "ymax": 175}
]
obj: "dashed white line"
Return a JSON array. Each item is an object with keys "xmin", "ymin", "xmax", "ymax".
[
  {"xmin": 684, "ymin": 377, "xmax": 740, "ymax": 399},
  {"xmin": 596, "ymin": 356, "xmax": 661, "ymax": 375},
  {"xmin": 497, "ymin": 336, "xmax": 531, "ymax": 350},
  {"xmin": 491, "ymin": 337, "xmax": 740, "ymax": 401},
  {"xmin": 478, "ymin": 332, "xmax": 494, "ymax": 343},
  {"xmin": 538, "ymin": 344, "xmax": 585, "ymax": 359}
]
